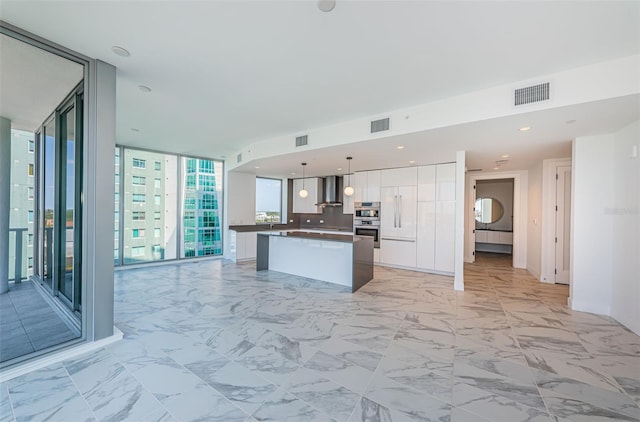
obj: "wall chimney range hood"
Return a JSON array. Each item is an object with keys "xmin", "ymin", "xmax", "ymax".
[{"xmin": 315, "ymin": 176, "xmax": 343, "ymax": 207}]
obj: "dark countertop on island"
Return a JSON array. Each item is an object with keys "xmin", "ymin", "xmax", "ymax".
[
  {"xmin": 257, "ymin": 230, "xmax": 361, "ymax": 243},
  {"xmin": 230, "ymin": 224, "xmax": 353, "ymax": 233}
]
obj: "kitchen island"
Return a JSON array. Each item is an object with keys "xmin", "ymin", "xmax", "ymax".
[{"xmin": 256, "ymin": 231, "xmax": 374, "ymax": 292}]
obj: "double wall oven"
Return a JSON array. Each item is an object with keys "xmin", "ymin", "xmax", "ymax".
[{"xmin": 354, "ymin": 202, "xmax": 380, "ymax": 248}]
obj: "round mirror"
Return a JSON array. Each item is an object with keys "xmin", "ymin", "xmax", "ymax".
[{"xmin": 475, "ymin": 197, "xmax": 504, "ymax": 224}]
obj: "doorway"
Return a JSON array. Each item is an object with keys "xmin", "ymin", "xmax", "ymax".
[
  {"xmin": 474, "ymin": 179, "xmax": 515, "ymax": 266},
  {"xmin": 467, "ymin": 173, "xmax": 524, "ymax": 268}
]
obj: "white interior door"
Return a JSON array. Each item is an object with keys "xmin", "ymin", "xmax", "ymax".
[{"xmin": 555, "ymin": 166, "xmax": 571, "ymax": 284}]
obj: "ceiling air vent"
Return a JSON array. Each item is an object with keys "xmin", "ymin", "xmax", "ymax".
[
  {"xmin": 295, "ymin": 135, "xmax": 308, "ymax": 147},
  {"xmin": 236, "ymin": 153, "xmax": 242, "ymax": 163},
  {"xmin": 371, "ymin": 117, "xmax": 390, "ymax": 133},
  {"xmin": 514, "ymin": 82, "xmax": 550, "ymax": 106}
]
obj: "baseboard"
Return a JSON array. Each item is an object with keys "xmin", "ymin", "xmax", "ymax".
[
  {"xmin": 526, "ymin": 266, "xmax": 541, "ymax": 281},
  {"xmin": 0, "ymin": 326, "xmax": 123, "ymax": 383},
  {"xmin": 569, "ymin": 299, "xmax": 611, "ymax": 317}
]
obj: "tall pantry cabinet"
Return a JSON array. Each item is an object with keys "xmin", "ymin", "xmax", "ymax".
[{"xmin": 416, "ymin": 163, "xmax": 456, "ymax": 273}]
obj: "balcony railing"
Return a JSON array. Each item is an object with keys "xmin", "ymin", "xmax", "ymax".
[{"xmin": 8, "ymin": 227, "xmax": 30, "ymax": 283}]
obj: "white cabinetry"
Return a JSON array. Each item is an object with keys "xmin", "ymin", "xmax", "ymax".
[
  {"xmin": 379, "ymin": 167, "xmax": 417, "ymax": 267},
  {"xmin": 354, "ymin": 170, "xmax": 381, "ymax": 203},
  {"xmin": 230, "ymin": 231, "xmax": 257, "ymax": 262},
  {"xmin": 416, "ymin": 202, "xmax": 436, "ymax": 269},
  {"xmin": 476, "ymin": 230, "xmax": 513, "ymax": 245},
  {"xmin": 366, "ymin": 170, "xmax": 381, "ymax": 202},
  {"xmin": 380, "ymin": 185, "xmax": 417, "ymax": 240},
  {"xmin": 343, "ymin": 188, "xmax": 355, "ymax": 214},
  {"xmin": 416, "ymin": 163, "xmax": 456, "ymax": 273},
  {"xmin": 379, "ymin": 238, "xmax": 416, "ymax": 268},
  {"xmin": 293, "ymin": 178, "xmax": 322, "ymax": 214}
]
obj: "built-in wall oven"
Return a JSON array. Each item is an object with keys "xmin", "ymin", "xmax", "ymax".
[{"xmin": 354, "ymin": 202, "xmax": 380, "ymax": 248}]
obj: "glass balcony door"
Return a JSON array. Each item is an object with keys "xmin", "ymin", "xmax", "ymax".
[{"xmin": 35, "ymin": 86, "xmax": 83, "ymax": 313}]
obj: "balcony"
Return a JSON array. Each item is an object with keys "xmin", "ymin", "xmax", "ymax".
[{"xmin": 1, "ymin": 228, "xmax": 80, "ymax": 364}]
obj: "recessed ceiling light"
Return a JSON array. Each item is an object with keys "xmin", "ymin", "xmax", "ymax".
[
  {"xmin": 519, "ymin": 126, "xmax": 531, "ymax": 132},
  {"xmin": 409, "ymin": 160, "xmax": 416, "ymax": 164},
  {"xmin": 254, "ymin": 166, "xmax": 260, "ymax": 169},
  {"xmin": 566, "ymin": 119, "xmax": 577, "ymax": 124},
  {"xmin": 111, "ymin": 46, "xmax": 130, "ymax": 57},
  {"xmin": 501, "ymin": 154, "xmax": 509, "ymax": 158},
  {"xmin": 493, "ymin": 167, "xmax": 500, "ymax": 170},
  {"xmin": 291, "ymin": 172, "xmax": 296, "ymax": 175},
  {"xmin": 396, "ymin": 146, "xmax": 405, "ymax": 150},
  {"xmin": 317, "ymin": 0, "xmax": 336, "ymax": 12},
  {"xmin": 337, "ymin": 167, "xmax": 342, "ymax": 171},
  {"xmin": 138, "ymin": 85, "xmax": 152, "ymax": 93},
  {"xmin": 131, "ymin": 128, "xmax": 140, "ymax": 132}
]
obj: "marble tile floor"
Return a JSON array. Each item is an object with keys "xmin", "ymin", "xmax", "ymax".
[
  {"xmin": 0, "ymin": 280, "xmax": 80, "ymax": 363},
  {"xmin": 1, "ymin": 256, "xmax": 639, "ymax": 422}
]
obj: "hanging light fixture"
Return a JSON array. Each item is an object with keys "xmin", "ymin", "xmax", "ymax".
[
  {"xmin": 344, "ymin": 156, "xmax": 354, "ymax": 196},
  {"xmin": 299, "ymin": 162, "xmax": 308, "ymax": 198}
]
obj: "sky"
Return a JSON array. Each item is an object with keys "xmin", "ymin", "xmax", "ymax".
[{"xmin": 255, "ymin": 178, "xmax": 281, "ymax": 212}]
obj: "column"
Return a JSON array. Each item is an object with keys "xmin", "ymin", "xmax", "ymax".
[{"xmin": 0, "ymin": 117, "xmax": 11, "ymax": 294}]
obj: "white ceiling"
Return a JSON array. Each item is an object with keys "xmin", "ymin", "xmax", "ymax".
[
  {"xmin": 1, "ymin": 1, "xmax": 639, "ymax": 172},
  {"xmin": 0, "ymin": 34, "xmax": 83, "ymax": 131}
]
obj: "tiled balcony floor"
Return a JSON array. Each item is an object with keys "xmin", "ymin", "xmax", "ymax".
[
  {"xmin": 0, "ymin": 281, "xmax": 80, "ymax": 363},
  {"xmin": 1, "ymin": 256, "xmax": 639, "ymax": 421}
]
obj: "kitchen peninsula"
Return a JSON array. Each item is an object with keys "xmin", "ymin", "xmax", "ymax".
[{"xmin": 256, "ymin": 231, "xmax": 374, "ymax": 292}]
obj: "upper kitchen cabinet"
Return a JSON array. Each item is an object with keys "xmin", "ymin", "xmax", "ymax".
[
  {"xmin": 343, "ymin": 190, "xmax": 355, "ymax": 214},
  {"xmin": 354, "ymin": 170, "xmax": 381, "ymax": 203},
  {"xmin": 436, "ymin": 163, "xmax": 456, "ymax": 201},
  {"xmin": 293, "ymin": 177, "xmax": 322, "ymax": 214},
  {"xmin": 381, "ymin": 166, "xmax": 417, "ymax": 187},
  {"xmin": 417, "ymin": 165, "xmax": 436, "ymax": 202}
]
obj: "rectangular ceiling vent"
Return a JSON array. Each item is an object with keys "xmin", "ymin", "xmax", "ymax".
[
  {"xmin": 514, "ymin": 82, "xmax": 550, "ymax": 106},
  {"xmin": 295, "ymin": 135, "xmax": 308, "ymax": 147},
  {"xmin": 236, "ymin": 153, "xmax": 242, "ymax": 163},
  {"xmin": 371, "ymin": 117, "xmax": 390, "ymax": 133}
]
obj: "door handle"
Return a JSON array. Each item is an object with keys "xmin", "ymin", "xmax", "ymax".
[
  {"xmin": 393, "ymin": 195, "xmax": 397, "ymax": 228},
  {"xmin": 381, "ymin": 237, "xmax": 415, "ymax": 243},
  {"xmin": 399, "ymin": 194, "xmax": 402, "ymax": 228}
]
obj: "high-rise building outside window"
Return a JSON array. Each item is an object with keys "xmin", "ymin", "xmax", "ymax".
[
  {"xmin": 132, "ymin": 158, "xmax": 146, "ymax": 169},
  {"xmin": 115, "ymin": 147, "xmax": 221, "ymax": 265},
  {"xmin": 181, "ymin": 157, "xmax": 222, "ymax": 257}
]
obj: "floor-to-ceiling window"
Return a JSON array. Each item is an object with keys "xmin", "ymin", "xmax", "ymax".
[
  {"xmin": 181, "ymin": 157, "xmax": 223, "ymax": 257},
  {"xmin": 113, "ymin": 147, "xmax": 224, "ymax": 266}
]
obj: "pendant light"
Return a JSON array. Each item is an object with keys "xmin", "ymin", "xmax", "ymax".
[
  {"xmin": 343, "ymin": 157, "xmax": 354, "ymax": 196},
  {"xmin": 299, "ymin": 162, "xmax": 309, "ymax": 198}
]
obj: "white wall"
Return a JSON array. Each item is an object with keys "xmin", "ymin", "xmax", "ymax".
[
  {"xmin": 610, "ymin": 120, "xmax": 640, "ymax": 334},
  {"xmin": 527, "ymin": 161, "xmax": 543, "ymax": 279},
  {"xmin": 228, "ymin": 55, "xmax": 640, "ymax": 171},
  {"xmin": 227, "ymin": 171, "xmax": 257, "ymax": 225},
  {"xmin": 571, "ymin": 135, "xmax": 614, "ymax": 316},
  {"xmin": 454, "ymin": 151, "xmax": 466, "ymax": 291},
  {"xmin": 224, "ymin": 171, "xmax": 256, "ymax": 257}
]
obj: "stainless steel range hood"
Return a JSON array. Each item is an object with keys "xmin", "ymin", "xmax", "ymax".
[{"xmin": 315, "ymin": 176, "xmax": 343, "ymax": 207}]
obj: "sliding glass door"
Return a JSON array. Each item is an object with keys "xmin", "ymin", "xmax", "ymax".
[{"xmin": 35, "ymin": 85, "xmax": 83, "ymax": 313}]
